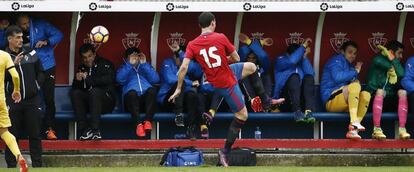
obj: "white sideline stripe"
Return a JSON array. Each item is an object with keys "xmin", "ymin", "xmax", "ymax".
[
  {"xmin": 151, "ymin": 12, "xmax": 161, "ymax": 68},
  {"xmin": 313, "ymin": 12, "xmax": 326, "ymax": 84},
  {"xmin": 397, "ymin": 12, "xmax": 407, "ymax": 43}
]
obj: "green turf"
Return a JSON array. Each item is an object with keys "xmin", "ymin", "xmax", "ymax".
[{"xmin": 0, "ymin": 167, "xmax": 413, "ymax": 172}]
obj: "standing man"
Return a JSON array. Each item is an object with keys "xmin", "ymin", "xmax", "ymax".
[
  {"xmin": 4, "ymin": 25, "xmax": 44, "ymax": 168},
  {"xmin": 70, "ymin": 43, "xmax": 116, "ymax": 140},
  {"xmin": 16, "ymin": 14, "xmax": 63, "ymax": 140},
  {"xmin": 0, "ymin": 50, "xmax": 28, "ymax": 171},
  {"xmin": 168, "ymin": 12, "xmax": 281, "ymax": 167}
]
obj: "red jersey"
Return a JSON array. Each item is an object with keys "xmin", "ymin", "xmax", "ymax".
[{"xmin": 185, "ymin": 32, "xmax": 236, "ymax": 88}]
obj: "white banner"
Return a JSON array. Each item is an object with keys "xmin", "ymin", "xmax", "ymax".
[{"xmin": 0, "ymin": 1, "xmax": 413, "ymax": 12}]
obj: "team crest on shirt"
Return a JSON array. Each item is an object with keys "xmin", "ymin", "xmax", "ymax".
[
  {"xmin": 84, "ymin": 34, "xmax": 102, "ymax": 51},
  {"xmin": 285, "ymin": 32, "xmax": 305, "ymax": 46},
  {"xmin": 122, "ymin": 32, "xmax": 141, "ymax": 49},
  {"xmin": 167, "ymin": 32, "xmax": 186, "ymax": 46},
  {"xmin": 368, "ymin": 32, "xmax": 388, "ymax": 53},
  {"xmin": 330, "ymin": 32, "xmax": 350, "ymax": 53},
  {"xmin": 410, "ymin": 37, "xmax": 414, "ymax": 49}
]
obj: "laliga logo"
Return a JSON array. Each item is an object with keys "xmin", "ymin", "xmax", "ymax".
[
  {"xmin": 330, "ymin": 32, "xmax": 349, "ymax": 53},
  {"xmin": 285, "ymin": 32, "xmax": 305, "ymax": 46},
  {"xmin": 368, "ymin": 32, "xmax": 387, "ymax": 53},
  {"xmin": 83, "ymin": 34, "xmax": 102, "ymax": 51},
  {"xmin": 167, "ymin": 32, "xmax": 186, "ymax": 46},
  {"xmin": 122, "ymin": 32, "xmax": 141, "ymax": 49}
]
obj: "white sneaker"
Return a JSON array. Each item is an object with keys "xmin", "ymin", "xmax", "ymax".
[{"xmin": 351, "ymin": 122, "xmax": 365, "ymax": 131}]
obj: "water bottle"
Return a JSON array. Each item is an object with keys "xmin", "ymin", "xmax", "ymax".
[{"xmin": 254, "ymin": 127, "xmax": 262, "ymax": 139}]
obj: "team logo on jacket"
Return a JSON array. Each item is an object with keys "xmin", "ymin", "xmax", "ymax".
[
  {"xmin": 285, "ymin": 32, "xmax": 304, "ymax": 46},
  {"xmin": 167, "ymin": 32, "xmax": 186, "ymax": 46},
  {"xmin": 330, "ymin": 32, "xmax": 349, "ymax": 53},
  {"xmin": 368, "ymin": 32, "xmax": 388, "ymax": 53},
  {"xmin": 122, "ymin": 32, "xmax": 141, "ymax": 49},
  {"xmin": 410, "ymin": 37, "xmax": 414, "ymax": 49},
  {"xmin": 84, "ymin": 34, "xmax": 102, "ymax": 51}
]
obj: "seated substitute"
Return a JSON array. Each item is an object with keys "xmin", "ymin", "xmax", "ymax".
[
  {"xmin": 320, "ymin": 41, "xmax": 370, "ymax": 140},
  {"xmin": 116, "ymin": 47, "xmax": 159, "ymax": 138},
  {"xmin": 70, "ymin": 43, "xmax": 116, "ymax": 140},
  {"xmin": 366, "ymin": 41, "xmax": 409, "ymax": 140},
  {"xmin": 273, "ymin": 38, "xmax": 316, "ymax": 123}
]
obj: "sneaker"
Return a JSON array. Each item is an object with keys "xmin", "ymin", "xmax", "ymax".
[
  {"xmin": 294, "ymin": 110, "xmax": 305, "ymax": 122},
  {"xmin": 136, "ymin": 123, "xmax": 145, "ymax": 137},
  {"xmin": 257, "ymin": 96, "xmax": 285, "ymax": 112},
  {"xmin": 304, "ymin": 111, "xmax": 316, "ymax": 124},
  {"xmin": 143, "ymin": 120, "xmax": 152, "ymax": 132},
  {"xmin": 91, "ymin": 130, "xmax": 102, "ymax": 140},
  {"xmin": 218, "ymin": 149, "xmax": 229, "ymax": 167},
  {"xmin": 351, "ymin": 122, "xmax": 365, "ymax": 131},
  {"xmin": 399, "ymin": 127, "xmax": 411, "ymax": 140},
  {"xmin": 346, "ymin": 128, "xmax": 362, "ymax": 140},
  {"xmin": 186, "ymin": 125, "xmax": 196, "ymax": 140},
  {"xmin": 175, "ymin": 113, "xmax": 185, "ymax": 127},
  {"xmin": 201, "ymin": 127, "xmax": 209, "ymax": 139},
  {"xmin": 372, "ymin": 127, "xmax": 387, "ymax": 140},
  {"xmin": 202, "ymin": 111, "xmax": 214, "ymax": 126},
  {"xmin": 18, "ymin": 155, "xmax": 28, "ymax": 172},
  {"xmin": 250, "ymin": 96, "xmax": 263, "ymax": 112},
  {"xmin": 79, "ymin": 129, "xmax": 94, "ymax": 140},
  {"xmin": 46, "ymin": 129, "xmax": 57, "ymax": 140}
]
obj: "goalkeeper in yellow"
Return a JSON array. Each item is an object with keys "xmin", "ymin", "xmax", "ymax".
[
  {"xmin": 365, "ymin": 40, "xmax": 410, "ymax": 140},
  {"xmin": 0, "ymin": 50, "xmax": 28, "ymax": 172}
]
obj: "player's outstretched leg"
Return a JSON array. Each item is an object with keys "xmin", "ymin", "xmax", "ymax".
[
  {"xmin": 241, "ymin": 62, "xmax": 284, "ymax": 112},
  {"xmin": 0, "ymin": 128, "xmax": 28, "ymax": 172}
]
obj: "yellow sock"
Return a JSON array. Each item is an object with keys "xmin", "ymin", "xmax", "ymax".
[
  {"xmin": 348, "ymin": 83, "xmax": 361, "ymax": 123},
  {"xmin": 357, "ymin": 91, "xmax": 371, "ymax": 122},
  {"xmin": 1, "ymin": 131, "xmax": 21, "ymax": 159},
  {"xmin": 201, "ymin": 125, "xmax": 207, "ymax": 131},
  {"xmin": 209, "ymin": 109, "xmax": 216, "ymax": 117}
]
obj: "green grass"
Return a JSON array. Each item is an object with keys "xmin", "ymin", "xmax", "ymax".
[{"xmin": 0, "ymin": 167, "xmax": 413, "ymax": 172}]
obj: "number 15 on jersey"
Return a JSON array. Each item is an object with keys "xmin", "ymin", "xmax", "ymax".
[{"xmin": 200, "ymin": 46, "xmax": 222, "ymax": 68}]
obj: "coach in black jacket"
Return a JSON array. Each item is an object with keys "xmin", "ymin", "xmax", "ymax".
[
  {"xmin": 4, "ymin": 25, "xmax": 44, "ymax": 168},
  {"xmin": 70, "ymin": 43, "xmax": 116, "ymax": 140}
]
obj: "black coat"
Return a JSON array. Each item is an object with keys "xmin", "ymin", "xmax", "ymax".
[
  {"xmin": 4, "ymin": 46, "xmax": 44, "ymax": 101},
  {"xmin": 72, "ymin": 56, "xmax": 116, "ymax": 99}
]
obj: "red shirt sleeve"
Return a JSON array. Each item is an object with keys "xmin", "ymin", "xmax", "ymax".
[
  {"xmin": 185, "ymin": 42, "xmax": 194, "ymax": 59},
  {"xmin": 221, "ymin": 34, "xmax": 235, "ymax": 55}
]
